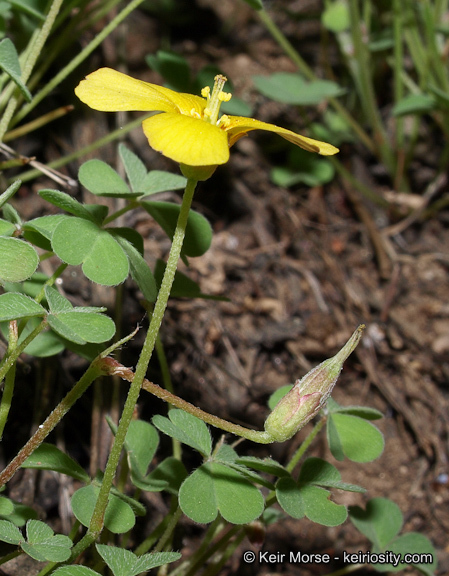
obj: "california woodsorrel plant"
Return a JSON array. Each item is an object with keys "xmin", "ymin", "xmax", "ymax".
[{"xmin": 0, "ymin": 1, "xmax": 438, "ymax": 576}]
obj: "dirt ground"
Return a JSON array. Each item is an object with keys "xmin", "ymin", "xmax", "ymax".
[{"xmin": 4, "ymin": 1, "xmax": 449, "ymax": 575}]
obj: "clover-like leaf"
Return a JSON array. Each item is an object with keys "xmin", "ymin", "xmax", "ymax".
[
  {"xmin": 113, "ymin": 235, "xmax": 157, "ymax": 302},
  {"xmin": 133, "ymin": 457, "xmax": 187, "ymax": 493},
  {"xmin": 21, "ymin": 443, "xmax": 90, "ymax": 483},
  {"xmin": 51, "ymin": 218, "xmax": 129, "ymax": 286},
  {"xmin": 21, "ymin": 520, "xmax": 72, "ymax": 562},
  {"xmin": 253, "ymin": 73, "xmax": 344, "ymax": 105},
  {"xmin": 276, "ymin": 471, "xmax": 348, "ymax": 526},
  {"xmin": 79, "ymin": 160, "xmax": 134, "ymax": 198},
  {"xmin": 141, "ymin": 201, "xmax": 212, "ymax": 258},
  {"xmin": 44, "ymin": 286, "xmax": 115, "ymax": 345},
  {"xmin": 71, "ymin": 485, "xmax": 135, "ymax": 534},
  {"xmin": 96, "ymin": 544, "xmax": 181, "ymax": 576},
  {"xmin": 179, "ymin": 462, "xmax": 264, "ymax": 524},
  {"xmin": 0, "ymin": 238, "xmax": 39, "ymax": 284},
  {"xmin": 327, "ymin": 413, "xmax": 384, "ymax": 462},
  {"xmin": 300, "ymin": 484, "xmax": 347, "ymax": 526},
  {"xmin": 0, "ymin": 292, "xmax": 45, "ymax": 321},
  {"xmin": 123, "ymin": 419, "xmax": 160, "ymax": 480},
  {"xmin": 152, "ymin": 409, "xmax": 212, "ymax": 457},
  {"xmin": 38, "ymin": 190, "xmax": 99, "ymax": 222},
  {"xmin": 0, "ymin": 519, "xmax": 22, "ymax": 544},
  {"xmin": 0, "ymin": 496, "xmax": 14, "ymax": 516},
  {"xmin": 349, "ymin": 498, "xmax": 403, "ymax": 550},
  {"xmin": 299, "ymin": 457, "xmax": 365, "ymax": 493},
  {"xmin": 53, "ymin": 567, "xmax": 100, "ymax": 576}
]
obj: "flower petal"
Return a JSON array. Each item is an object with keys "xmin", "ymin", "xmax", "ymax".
[
  {"xmin": 225, "ymin": 117, "xmax": 339, "ymax": 155},
  {"xmin": 75, "ymin": 68, "xmax": 205, "ymax": 115},
  {"xmin": 142, "ymin": 113, "xmax": 230, "ymax": 166}
]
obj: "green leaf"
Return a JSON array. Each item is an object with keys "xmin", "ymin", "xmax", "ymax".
[
  {"xmin": 53, "ymin": 567, "xmax": 100, "ymax": 576},
  {"xmin": 47, "ymin": 309, "xmax": 115, "ymax": 345},
  {"xmin": 118, "ymin": 144, "xmax": 148, "ymax": 192},
  {"xmin": 179, "ymin": 462, "xmax": 264, "ymax": 524},
  {"xmin": 0, "ymin": 38, "xmax": 31, "ymax": 101},
  {"xmin": 114, "ymin": 236, "xmax": 157, "ymax": 302},
  {"xmin": 154, "ymin": 260, "xmax": 224, "ymax": 300},
  {"xmin": 146, "ymin": 50, "xmax": 191, "ymax": 92},
  {"xmin": 0, "ymin": 502, "xmax": 38, "ymax": 527},
  {"xmin": 0, "ymin": 292, "xmax": 45, "ymax": 321},
  {"xmin": 271, "ymin": 158, "xmax": 334, "ymax": 188},
  {"xmin": 71, "ymin": 485, "xmax": 135, "ymax": 534},
  {"xmin": 349, "ymin": 498, "xmax": 403, "ymax": 550},
  {"xmin": 300, "ymin": 484, "xmax": 347, "ymax": 526},
  {"xmin": 23, "ymin": 214, "xmax": 69, "ymax": 250},
  {"xmin": 21, "ymin": 443, "xmax": 90, "ymax": 483},
  {"xmin": 0, "ymin": 496, "xmax": 14, "ymax": 516},
  {"xmin": 152, "ymin": 409, "xmax": 212, "ymax": 457},
  {"xmin": 0, "ymin": 218, "xmax": 16, "ymax": 236},
  {"xmin": 0, "ymin": 238, "xmax": 39, "ymax": 284},
  {"xmin": 0, "ymin": 519, "xmax": 22, "ymax": 544},
  {"xmin": 328, "ymin": 401, "xmax": 383, "ymax": 420},
  {"xmin": 96, "ymin": 544, "xmax": 181, "ymax": 576},
  {"xmin": 78, "ymin": 160, "xmax": 133, "ymax": 198},
  {"xmin": 299, "ymin": 457, "xmax": 365, "ymax": 493},
  {"xmin": 51, "ymin": 218, "xmax": 129, "ymax": 286},
  {"xmin": 20, "ymin": 520, "xmax": 72, "ymax": 562},
  {"xmin": 0, "ymin": 316, "xmax": 65, "ymax": 357},
  {"xmin": 322, "ymin": 0, "xmax": 350, "ymax": 32},
  {"xmin": 392, "ymin": 94, "xmax": 436, "ymax": 117},
  {"xmin": 253, "ymin": 73, "xmax": 344, "ymax": 105},
  {"xmin": 374, "ymin": 533, "xmax": 437, "ymax": 575},
  {"xmin": 235, "ymin": 456, "xmax": 288, "ymax": 478},
  {"xmin": 45, "ymin": 285, "xmax": 73, "ymax": 313},
  {"xmin": 276, "ymin": 477, "xmax": 305, "ymax": 519},
  {"xmin": 141, "ymin": 201, "xmax": 212, "ymax": 257},
  {"xmin": 38, "ymin": 190, "xmax": 98, "ymax": 223},
  {"xmin": 123, "ymin": 419, "xmax": 159, "ymax": 480},
  {"xmin": 140, "ymin": 170, "xmax": 187, "ymax": 196},
  {"xmin": 4, "ymin": 0, "xmax": 45, "ymax": 20},
  {"xmin": 327, "ymin": 413, "xmax": 384, "ymax": 462},
  {"xmin": 137, "ymin": 457, "xmax": 187, "ymax": 493}
]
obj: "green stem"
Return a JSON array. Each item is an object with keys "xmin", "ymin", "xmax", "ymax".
[
  {"xmin": 0, "ymin": 320, "xmax": 47, "ymax": 385},
  {"xmin": 104, "ymin": 362, "xmax": 273, "ymax": 444},
  {"xmin": 286, "ymin": 418, "xmax": 326, "ymax": 474},
  {"xmin": 155, "ymin": 335, "xmax": 182, "ymax": 460},
  {"xmin": 257, "ymin": 8, "xmax": 375, "ymax": 153},
  {"xmin": 10, "ymin": 0, "xmax": 146, "ymax": 128},
  {"xmin": 153, "ymin": 506, "xmax": 182, "ymax": 553},
  {"xmin": 0, "ymin": 322, "xmax": 18, "ymax": 440},
  {"xmin": 69, "ymin": 178, "xmax": 199, "ymax": 560}
]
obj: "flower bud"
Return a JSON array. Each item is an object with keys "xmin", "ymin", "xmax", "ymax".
[{"xmin": 264, "ymin": 325, "xmax": 365, "ymax": 442}]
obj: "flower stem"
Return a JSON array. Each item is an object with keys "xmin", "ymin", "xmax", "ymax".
[
  {"xmin": 102, "ymin": 360, "xmax": 273, "ymax": 444},
  {"xmin": 69, "ymin": 178, "xmax": 199, "ymax": 559}
]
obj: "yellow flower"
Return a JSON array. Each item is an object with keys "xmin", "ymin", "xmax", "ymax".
[{"xmin": 75, "ymin": 68, "xmax": 338, "ymax": 171}]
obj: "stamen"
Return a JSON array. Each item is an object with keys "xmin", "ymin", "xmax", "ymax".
[{"xmin": 200, "ymin": 74, "xmax": 232, "ymax": 125}]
